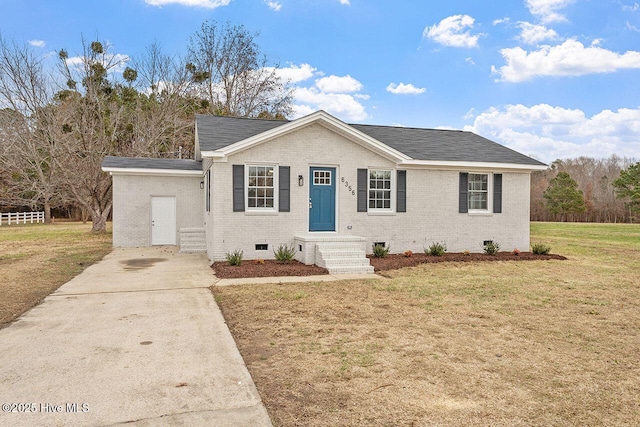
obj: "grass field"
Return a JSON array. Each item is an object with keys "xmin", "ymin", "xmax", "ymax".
[
  {"xmin": 0, "ymin": 222, "xmax": 112, "ymax": 325},
  {"xmin": 213, "ymin": 222, "xmax": 640, "ymax": 426}
]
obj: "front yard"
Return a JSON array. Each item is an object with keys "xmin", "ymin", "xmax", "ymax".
[
  {"xmin": 0, "ymin": 222, "xmax": 112, "ymax": 325},
  {"xmin": 212, "ymin": 222, "xmax": 640, "ymax": 426}
]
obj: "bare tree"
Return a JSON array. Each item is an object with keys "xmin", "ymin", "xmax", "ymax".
[
  {"xmin": 129, "ymin": 42, "xmax": 202, "ymax": 158},
  {"xmin": 0, "ymin": 35, "xmax": 66, "ymax": 222},
  {"xmin": 186, "ymin": 21, "xmax": 293, "ymax": 118},
  {"xmin": 54, "ymin": 38, "xmax": 131, "ymax": 232}
]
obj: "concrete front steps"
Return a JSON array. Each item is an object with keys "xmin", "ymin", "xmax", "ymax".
[
  {"xmin": 314, "ymin": 239, "xmax": 374, "ymax": 275},
  {"xmin": 179, "ymin": 228, "xmax": 207, "ymax": 253}
]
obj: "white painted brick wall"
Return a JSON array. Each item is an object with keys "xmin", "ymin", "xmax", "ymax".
[
  {"xmin": 112, "ymin": 174, "xmax": 204, "ymax": 247},
  {"xmin": 206, "ymin": 123, "xmax": 533, "ymax": 260}
]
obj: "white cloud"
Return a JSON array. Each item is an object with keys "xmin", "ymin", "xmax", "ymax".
[
  {"xmin": 294, "ymin": 87, "xmax": 367, "ymax": 121},
  {"xmin": 272, "ymin": 63, "xmax": 318, "ymax": 83},
  {"xmin": 339, "ymin": 0, "xmax": 350, "ymax": 4},
  {"xmin": 144, "ymin": 0, "xmax": 231, "ymax": 8},
  {"xmin": 463, "ymin": 108, "xmax": 476, "ymax": 120},
  {"xmin": 280, "ymin": 65, "xmax": 369, "ymax": 121},
  {"xmin": 315, "ymin": 75, "xmax": 362, "ymax": 93},
  {"xmin": 623, "ymin": 2, "xmax": 639, "ymax": 12},
  {"xmin": 423, "ymin": 15, "xmax": 482, "ymax": 48},
  {"xmin": 465, "ymin": 57, "xmax": 475, "ymax": 65},
  {"xmin": 28, "ymin": 40, "xmax": 46, "ymax": 48},
  {"xmin": 464, "ymin": 104, "xmax": 640, "ymax": 162},
  {"xmin": 492, "ymin": 39, "xmax": 640, "ymax": 82},
  {"xmin": 266, "ymin": 1, "xmax": 281, "ymax": 11},
  {"xmin": 386, "ymin": 82, "xmax": 426, "ymax": 95},
  {"xmin": 493, "ymin": 17, "xmax": 510, "ymax": 25},
  {"xmin": 526, "ymin": 0, "xmax": 575, "ymax": 23},
  {"xmin": 627, "ymin": 21, "xmax": 640, "ymax": 32},
  {"xmin": 291, "ymin": 104, "xmax": 316, "ymax": 118},
  {"xmin": 517, "ymin": 22, "xmax": 559, "ymax": 44}
]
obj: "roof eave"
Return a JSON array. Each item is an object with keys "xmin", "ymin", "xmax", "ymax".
[{"xmin": 401, "ymin": 159, "xmax": 548, "ymax": 171}]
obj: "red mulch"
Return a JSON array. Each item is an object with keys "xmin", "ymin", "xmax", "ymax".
[
  {"xmin": 211, "ymin": 252, "xmax": 566, "ymax": 279},
  {"xmin": 211, "ymin": 259, "xmax": 328, "ymax": 279}
]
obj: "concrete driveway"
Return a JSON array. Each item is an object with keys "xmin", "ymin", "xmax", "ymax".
[{"xmin": 0, "ymin": 247, "xmax": 272, "ymax": 426}]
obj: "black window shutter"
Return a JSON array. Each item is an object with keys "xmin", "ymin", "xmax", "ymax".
[
  {"xmin": 279, "ymin": 166, "xmax": 290, "ymax": 212},
  {"xmin": 397, "ymin": 170, "xmax": 407, "ymax": 213},
  {"xmin": 493, "ymin": 173, "xmax": 502, "ymax": 213},
  {"xmin": 459, "ymin": 172, "xmax": 468, "ymax": 213},
  {"xmin": 232, "ymin": 165, "xmax": 244, "ymax": 212},
  {"xmin": 357, "ymin": 168, "xmax": 367, "ymax": 212}
]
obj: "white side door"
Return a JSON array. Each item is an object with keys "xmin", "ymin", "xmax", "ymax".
[{"xmin": 151, "ymin": 196, "xmax": 176, "ymax": 245}]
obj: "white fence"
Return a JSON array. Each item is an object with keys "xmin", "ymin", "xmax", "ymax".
[{"xmin": 0, "ymin": 211, "xmax": 45, "ymax": 226}]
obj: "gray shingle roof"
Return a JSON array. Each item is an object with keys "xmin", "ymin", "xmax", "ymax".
[
  {"xmin": 195, "ymin": 114, "xmax": 546, "ymax": 166},
  {"xmin": 196, "ymin": 114, "xmax": 285, "ymax": 151},
  {"xmin": 102, "ymin": 156, "xmax": 202, "ymax": 171},
  {"xmin": 350, "ymin": 124, "xmax": 545, "ymax": 165}
]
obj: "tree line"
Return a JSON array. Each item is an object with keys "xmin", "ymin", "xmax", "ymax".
[
  {"xmin": 531, "ymin": 156, "xmax": 640, "ymax": 223},
  {"xmin": 0, "ymin": 21, "xmax": 292, "ymax": 231}
]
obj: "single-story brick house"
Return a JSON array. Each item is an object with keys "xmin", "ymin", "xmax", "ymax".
[{"xmin": 102, "ymin": 110, "xmax": 546, "ymax": 273}]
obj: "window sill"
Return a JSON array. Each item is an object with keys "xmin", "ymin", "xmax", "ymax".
[
  {"xmin": 468, "ymin": 210, "xmax": 493, "ymax": 216},
  {"xmin": 367, "ymin": 210, "xmax": 396, "ymax": 216},
  {"xmin": 244, "ymin": 210, "xmax": 279, "ymax": 216}
]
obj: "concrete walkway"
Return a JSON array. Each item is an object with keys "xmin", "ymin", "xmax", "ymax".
[{"xmin": 0, "ymin": 247, "xmax": 272, "ymax": 427}]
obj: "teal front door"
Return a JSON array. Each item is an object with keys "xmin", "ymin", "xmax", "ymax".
[{"xmin": 309, "ymin": 167, "xmax": 336, "ymax": 231}]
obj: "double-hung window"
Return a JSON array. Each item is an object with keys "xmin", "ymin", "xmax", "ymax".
[
  {"xmin": 468, "ymin": 173, "xmax": 488, "ymax": 210},
  {"xmin": 247, "ymin": 165, "xmax": 275, "ymax": 210},
  {"xmin": 459, "ymin": 172, "xmax": 501, "ymax": 214},
  {"xmin": 368, "ymin": 169, "xmax": 392, "ymax": 210}
]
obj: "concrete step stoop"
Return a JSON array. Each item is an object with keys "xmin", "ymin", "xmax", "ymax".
[
  {"xmin": 179, "ymin": 228, "xmax": 207, "ymax": 254},
  {"xmin": 315, "ymin": 238, "xmax": 374, "ymax": 275}
]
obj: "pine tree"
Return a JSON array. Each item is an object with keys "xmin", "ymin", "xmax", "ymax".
[
  {"xmin": 543, "ymin": 172, "xmax": 586, "ymax": 221},
  {"xmin": 612, "ymin": 162, "xmax": 640, "ymax": 221}
]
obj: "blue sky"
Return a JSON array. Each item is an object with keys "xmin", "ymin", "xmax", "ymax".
[{"xmin": 1, "ymin": 0, "xmax": 640, "ymax": 163}]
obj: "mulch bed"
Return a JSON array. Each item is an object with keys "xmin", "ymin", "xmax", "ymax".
[
  {"xmin": 211, "ymin": 252, "xmax": 566, "ymax": 279},
  {"xmin": 368, "ymin": 252, "xmax": 567, "ymax": 272},
  {"xmin": 211, "ymin": 259, "xmax": 328, "ymax": 279}
]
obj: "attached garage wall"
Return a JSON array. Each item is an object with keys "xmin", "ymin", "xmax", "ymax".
[{"xmin": 111, "ymin": 174, "xmax": 203, "ymax": 247}]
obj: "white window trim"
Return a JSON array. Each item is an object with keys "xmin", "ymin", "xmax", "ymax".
[
  {"xmin": 468, "ymin": 172, "xmax": 493, "ymax": 215},
  {"xmin": 313, "ymin": 170, "xmax": 332, "ymax": 186},
  {"xmin": 245, "ymin": 163, "xmax": 279, "ymax": 213},
  {"xmin": 367, "ymin": 168, "xmax": 395, "ymax": 213}
]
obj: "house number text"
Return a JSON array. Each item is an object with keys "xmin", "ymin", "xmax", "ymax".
[{"xmin": 341, "ymin": 177, "xmax": 356, "ymax": 195}]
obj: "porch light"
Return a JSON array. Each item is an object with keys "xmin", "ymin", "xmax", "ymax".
[
  {"xmin": 200, "ymin": 181, "xmax": 204, "ymax": 189},
  {"xmin": 298, "ymin": 175, "xmax": 304, "ymax": 186}
]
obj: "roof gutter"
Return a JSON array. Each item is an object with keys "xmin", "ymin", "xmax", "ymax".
[
  {"xmin": 400, "ymin": 159, "xmax": 548, "ymax": 171},
  {"xmin": 102, "ymin": 167, "xmax": 203, "ymax": 177}
]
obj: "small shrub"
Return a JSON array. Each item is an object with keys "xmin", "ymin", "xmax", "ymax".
[
  {"xmin": 425, "ymin": 241, "xmax": 447, "ymax": 256},
  {"xmin": 512, "ymin": 248, "xmax": 520, "ymax": 256},
  {"xmin": 531, "ymin": 242, "xmax": 551, "ymax": 255},
  {"xmin": 274, "ymin": 243, "xmax": 296, "ymax": 261},
  {"xmin": 403, "ymin": 250, "xmax": 413, "ymax": 257},
  {"xmin": 463, "ymin": 250, "xmax": 471, "ymax": 256},
  {"xmin": 482, "ymin": 240, "xmax": 501, "ymax": 255},
  {"xmin": 226, "ymin": 249, "xmax": 243, "ymax": 266},
  {"xmin": 372, "ymin": 243, "xmax": 390, "ymax": 258}
]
